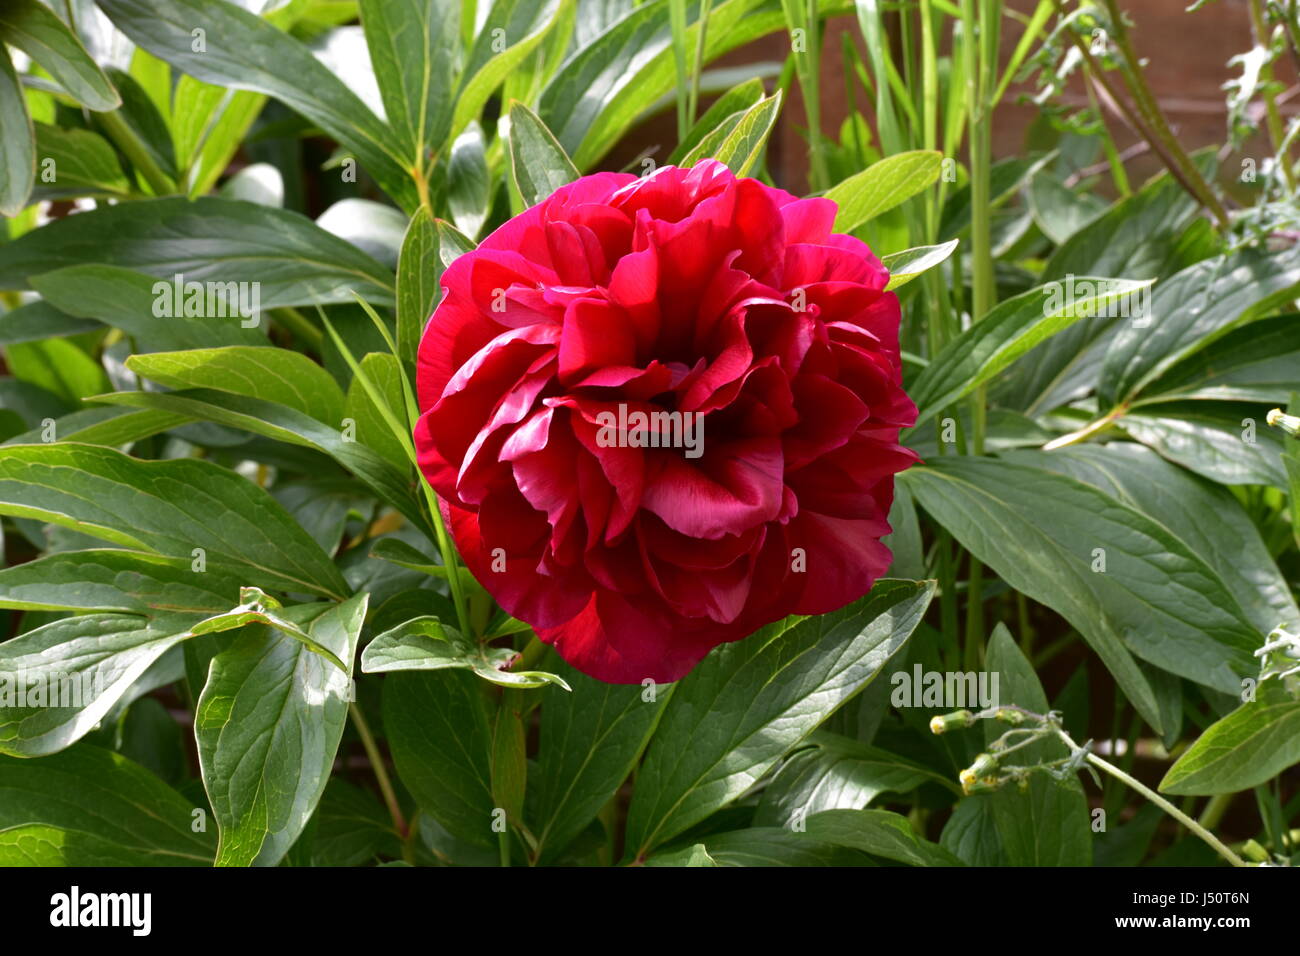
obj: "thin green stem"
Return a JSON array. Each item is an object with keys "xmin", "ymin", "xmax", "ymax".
[
  {"xmin": 97, "ymin": 110, "xmax": 176, "ymax": 196},
  {"xmin": 1098, "ymin": 0, "xmax": 1230, "ymax": 228},
  {"xmin": 349, "ymin": 703, "xmax": 407, "ymax": 839},
  {"xmin": 269, "ymin": 306, "xmax": 324, "ymax": 350},
  {"xmin": 688, "ymin": 0, "xmax": 714, "ymax": 132},
  {"xmin": 1249, "ymin": 0, "xmax": 1296, "ymax": 191},
  {"xmin": 1083, "ymin": 750, "xmax": 1247, "ymax": 867}
]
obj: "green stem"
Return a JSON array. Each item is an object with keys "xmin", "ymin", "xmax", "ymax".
[
  {"xmin": 1198, "ymin": 792, "xmax": 1235, "ymax": 830},
  {"xmin": 688, "ymin": 0, "xmax": 714, "ymax": 132},
  {"xmin": 1084, "ymin": 750, "xmax": 1248, "ymax": 867},
  {"xmin": 1249, "ymin": 0, "xmax": 1296, "ymax": 191},
  {"xmin": 269, "ymin": 306, "xmax": 324, "ymax": 350},
  {"xmin": 1099, "ymin": 0, "xmax": 1230, "ymax": 228},
  {"xmin": 1042, "ymin": 408, "xmax": 1121, "ymax": 450},
  {"xmin": 349, "ymin": 703, "xmax": 407, "ymax": 840},
  {"xmin": 97, "ymin": 110, "xmax": 176, "ymax": 196}
]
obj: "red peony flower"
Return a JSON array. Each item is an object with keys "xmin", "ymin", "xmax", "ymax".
[{"xmin": 414, "ymin": 160, "xmax": 918, "ymax": 684}]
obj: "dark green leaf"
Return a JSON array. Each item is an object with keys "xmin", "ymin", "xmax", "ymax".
[
  {"xmin": 0, "ymin": 197, "xmax": 395, "ymax": 308},
  {"xmin": 31, "ymin": 265, "xmax": 267, "ymax": 349},
  {"xmin": 0, "ymin": 745, "xmax": 214, "ymax": 865},
  {"xmin": 909, "ymin": 277, "xmax": 1153, "ymax": 422},
  {"xmin": 0, "ymin": 443, "xmax": 349, "ymax": 599},
  {"xmin": 981, "ymin": 624, "xmax": 1092, "ymax": 866},
  {"xmin": 902, "ymin": 457, "xmax": 1260, "ymax": 717},
  {"xmin": 97, "ymin": 0, "xmax": 417, "ymax": 209},
  {"xmin": 0, "ymin": 0, "xmax": 119, "ymax": 111},
  {"xmin": 801, "ymin": 809, "xmax": 965, "ymax": 866},
  {"xmin": 624, "ymin": 578, "xmax": 934, "ymax": 858},
  {"xmin": 530, "ymin": 657, "xmax": 668, "ymax": 862},
  {"xmin": 383, "ymin": 669, "xmax": 495, "ymax": 847}
]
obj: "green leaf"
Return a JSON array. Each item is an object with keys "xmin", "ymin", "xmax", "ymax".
[
  {"xmin": 0, "ymin": 300, "xmax": 99, "ymax": 346},
  {"xmin": 0, "ymin": 46, "xmax": 34, "ymax": 217},
  {"xmin": 0, "ymin": 406, "xmax": 189, "ymax": 448},
  {"xmin": 31, "ymin": 123, "xmax": 131, "ymax": 200},
  {"xmin": 86, "ymin": 388, "xmax": 426, "ymax": 532},
  {"xmin": 826, "ymin": 150, "xmax": 942, "ymax": 233},
  {"xmin": 448, "ymin": 122, "xmax": 490, "ymax": 239},
  {"xmin": 801, "ymin": 809, "xmax": 965, "ymax": 866},
  {"xmin": 508, "ymin": 100, "xmax": 579, "ymax": 208},
  {"xmin": 659, "ymin": 826, "xmax": 873, "ymax": 866},
  {"xmin": 101, "ymin": 66, "xmax": 177, "ymax": 184},
  {"xmin": 623, "ymin": 578, "xmax": 934, "ymax": 858},
  {"xmin": 126, "ymin": 346, "xmax": 345, "ymax": 425},
  {"xmin": 358, "ymin": 0, "xmax": 458, "ymax": 164},
  {"xmin": 901, "ymin": 458, "xmax": 1258, "ymax": 714},
  {"xmin": 542, "ymin": 0, "xmax": 847, "ymax": 168},
  {"xmin": 0, "ymin": 549, "xmax": 243, "ymax": 614},
  {"xmin": 1118, "ymin": 400, "xmax": 1287, "ymax": 486},
  {"xmin": 684, "ymin": 90, "xmax": 783, "ymax": 177},
  {"xmin": 450, "ymin": 0, "xmax": 572, "ymax": 150},
  {"xmin": 383, "ymin": 670, "xmax": 495, "ymax": 847},
  {"xmin": 1007, "ymin": 443, "xmax": 1298, "ymax": 635},
  {"xmin": 0, "ymin": 745, "xmax": 214, "ymax": 865},
  {"xmin": 31, "ymin": 265, "xmax": 267, "ymax": 350},
  {"xmin": 344, "ymin": 352, "xmax": 409, "ymax": 468},
  {"xmin": 666, "ymin": 76, "xmax": 765, "ymax": 165},
  {"xmin": 908, "ymin": 277, "xmax": 1154, "ymax": 423},
  {"xmin": 1161, "ymin": 700, "xmax": 1300, "ymax": 796},
  {"xmin": 940, "ymin": 797, "xmax": 1005, "ymax": 866},
  {"xmin": 309, "ymin": 778, "xmax": 403, "ymax": 866},
  {"xmin": 981, "ymin": 623, "xmax": 1092, "ymax": 866},
  {"xmin": 753, "ymin": 732, "xmax": 957, "ymax": 827},
  {"xmin": 530, "ymin": 657, "xmax": 669, "ymax": 861},
  {"xmin": 196, "ymin": 593, "xmax": 368, "ymax": 867},
  {"xmin": 643, "ymin": 842, "xmax": 717, "ymax": 866},
  {"xmin": 96, "ymin": 0, "xmax": 417, "ymax": 210},
  {"xmin": 396, "ymin": 207, "xmax": 440, "ymax": 368},
  {"xmin": 1138, "ymin": 314, "xmax": 1300, "ymax": 405},
  {"xmin": 882, "ymin": 239, "xmax": 958, "ymax": 291},
  {"xmin": 5, "ymin": 337, "xmax": 111, "ymax": 403},
  {"xmin": 0, "ymin": 612, "xmax": 196, "ymax": 757},
  {"xmin": 361, "ymin": 616, "xmax": 569, "ymax": 690},
  {"xmin": 1099, "ymin": 246, "xmax": 1300, "ymax": 407},
  {"xmin": 187, "ymin": 587, "xmax": 348, "ymax": 671},
  {"xmin": 172, "ymin": 78, "xmax": 267, "ymax": 195},
  {"xmin": 0, "ymin": 0, "xmax": 120, "ymax": 111},
  {"xmin": 1028, "ymin": 172, "xmax": 1105, "ymax": 245},
  {"xmin": 0, "ymin": 443, "xmax": 349, "ymax": 599},
  {"xmin": 994, "ymin": 169, "xmax": 1207, "ymax": 415},
  {"xmin": 0, "ymin": 197, "xmax": 395, "ymax": 307}
]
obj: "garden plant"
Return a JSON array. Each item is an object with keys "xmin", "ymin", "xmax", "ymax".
[{"xmin": 0, "ymin": 0, "xmax": 1296, "ymax": 878}]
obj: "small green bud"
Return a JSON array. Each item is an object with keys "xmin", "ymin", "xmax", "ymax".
[
  {"xmin": 1241, "ymin": 839, "xmax": 1271, "ymax": 864},
  {"xmin": 929, "ymin": 710, "xmax": 975, "ymax": 734},
  {"xmin": 967, "ymin": 752, "xmax": 999, "ymax": 779},
  {"xmin": 993, "ymin": 708, "xmax": 1028, "ymax": 726}
]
